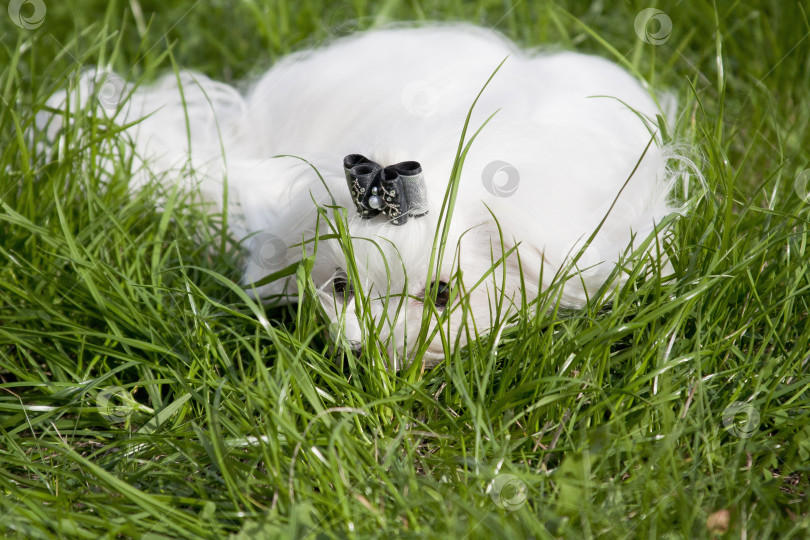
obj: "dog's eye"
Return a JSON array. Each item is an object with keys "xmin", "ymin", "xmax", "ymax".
[
  {"xmin": 333, "ymin": 269, "xmax": 353, "ymax": 300},
  {"xmin": 425, "ymin": 280, "xmax": 450, "ymax": 309}
]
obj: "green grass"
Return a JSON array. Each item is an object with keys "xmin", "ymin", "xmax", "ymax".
[{"xmin": 2, "ymin": 0, "xmax": 810, "ymax": 537}]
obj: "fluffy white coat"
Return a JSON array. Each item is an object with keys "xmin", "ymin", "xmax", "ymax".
[{"xmin": 41, "ymin": 24, "xmax": 682, "ymax": 368}]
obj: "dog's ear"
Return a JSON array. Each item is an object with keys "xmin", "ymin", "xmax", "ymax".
[
  {"xmin": 474, "ymin": 202, "xmax": 608, "ymax": 309},
  {"xmin": 236, "ymin": 156, "xmax": 342, "ymax": 299},
  {"xmin": 457, "ymin": 218, "xmax": 538, "ymax": 306}
]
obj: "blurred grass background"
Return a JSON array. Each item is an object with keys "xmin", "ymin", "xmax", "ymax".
[{"xmin": 1, "ymin": 0, "xmax": 809, "ymax": 537}]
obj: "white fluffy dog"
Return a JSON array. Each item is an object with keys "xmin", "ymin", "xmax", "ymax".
[{"xmin": 42, "ymin": 24, "xmax": 684, "ymax": 368}]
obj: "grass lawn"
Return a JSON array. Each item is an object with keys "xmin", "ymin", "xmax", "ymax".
[{"xmin": 2, "ymin": 0, "xmax": 809, "ymax": 537}]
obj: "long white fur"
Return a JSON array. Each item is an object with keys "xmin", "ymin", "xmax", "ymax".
[{"xmin": 41, "ymin": 24, "xmax": 683, "ymax": 368}]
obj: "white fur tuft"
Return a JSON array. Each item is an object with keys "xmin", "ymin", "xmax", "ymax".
[{"xmin": 43, "ymin": 24, "xmax": 692, "ymax": 367}]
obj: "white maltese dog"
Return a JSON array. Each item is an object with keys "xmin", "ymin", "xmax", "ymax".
[{"xmin": 41, "ymin": 24, "xmax": 685, "ymax": 369}]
